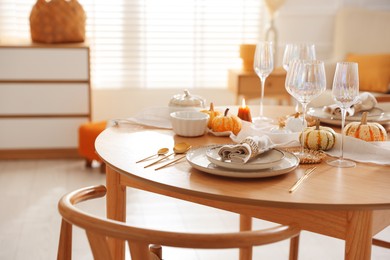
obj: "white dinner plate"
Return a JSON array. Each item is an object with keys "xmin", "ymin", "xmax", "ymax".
[
  {"xmin": 206, "ymin": 145, "xmax": 285, "ymax": 171},
  {"xmin": 186, "ymin": 145, "xmax": 299, "ymax": 178},
  {"xmin": 308, "ymin": 103, "xmax": 390, "ymax": 126}
]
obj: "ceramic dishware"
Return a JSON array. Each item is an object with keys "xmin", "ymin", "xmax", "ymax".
[
  {"xmin": 170, "ymin": 111, "xmax": 209, "ymax": 137},
  {"xmin": 168, "ymin": 89, "xmax": 206, "ymax": 113}
]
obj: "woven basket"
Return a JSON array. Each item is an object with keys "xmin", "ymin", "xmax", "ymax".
[{"xmin": 29, "ymin": 0, "xmax": 86, "ymax": 44}]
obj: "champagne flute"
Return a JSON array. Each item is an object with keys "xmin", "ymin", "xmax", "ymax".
[
  {"xmin": 282, "ymin": 43, "xmax": 316, "ymax": 112},
  {"xmin": 327, "ymin": 62, "xmax": 359, "ymax": 168},
  {"xmin": 253, "ymin": 41, "xmax": 274, "ymax": 124},
  {"xmin": 285, "ymin": 60, "xmax": 326, "ymax": 158}
]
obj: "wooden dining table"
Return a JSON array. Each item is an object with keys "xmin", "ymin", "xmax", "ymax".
[{"xmin": 95, "ymin": 105, "xmax": 390, "ymax": 260}]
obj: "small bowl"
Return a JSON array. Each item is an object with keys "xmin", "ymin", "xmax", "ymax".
[{"xmin": 170, "ymin": 111, "xmax": 209, "ymax": 137}]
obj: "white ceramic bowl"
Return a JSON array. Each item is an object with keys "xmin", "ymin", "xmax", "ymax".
[{"xmin": 170, "ymin": 111, "xmax": 209, "ymax": 137}]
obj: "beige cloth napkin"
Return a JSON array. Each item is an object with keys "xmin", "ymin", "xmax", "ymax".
[
  {"xmin": 230, "ymin": 121, "xmax": 300, "ymax": 147},
  {"xmin": 218, "ymin": 136, "xmax": 275, "ymax": 163},
  {"xmin": 323, "ymin": 92, "xmax": 378, "ymax": 116},
  {"xmin": 325, "ymin": 134, "xmax": 390, "ymax": 165}
]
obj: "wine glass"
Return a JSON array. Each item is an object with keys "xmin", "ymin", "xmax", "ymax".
[
  {"xmin": 285, "ymin": 59, "xmax": 326, "ymax": 158},
  {"xmin": 253, "ymin": 41, "xmax": 274, "ymax": 124},
  {"xmin": 282, "ymin": 43, "xmax": 316, "ymax": 71},
  {"xmin": 282, "ymin": 43, "xmax": 316, "ymax": 112},
  {"xmin": 327, "ymin": 62, "xmax": 359, "ymax": 168}
]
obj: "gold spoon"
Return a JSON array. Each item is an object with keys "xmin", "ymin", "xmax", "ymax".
[
  {"xmin": 136, "ymin": 148, "xmax": 169, "ymax": 163},
  {"xmin": 144, "ymin": 142, "xmax": 191, "ymax": 168}
]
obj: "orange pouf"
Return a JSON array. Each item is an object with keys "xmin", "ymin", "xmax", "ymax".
[{"xmin": 78, "ymin": 121, "xmax": 107, "ymax": 172}]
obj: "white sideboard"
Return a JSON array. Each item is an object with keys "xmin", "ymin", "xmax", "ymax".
[{"xmin": 0, "ymin": 40, "xmax": 90, "ymax": 159}]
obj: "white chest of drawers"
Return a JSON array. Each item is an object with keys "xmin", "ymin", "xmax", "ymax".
[{"xmin": 0, "ymin": 40, "xmax": 90, "ymax": 159}]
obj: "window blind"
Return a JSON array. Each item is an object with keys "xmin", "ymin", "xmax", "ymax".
[{"xmin": 0, "ymin": 0, "xmax": 265, "ymax": 89}]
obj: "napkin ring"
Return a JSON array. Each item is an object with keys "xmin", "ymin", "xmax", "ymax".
[{"xmin": 240, "ymin": 138, "xmax": 259, "ymax": 156}]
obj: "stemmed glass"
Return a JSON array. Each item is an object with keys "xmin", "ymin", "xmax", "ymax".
[
  {"xmin": 285, "ymin": 60, "xmax": 326, "ymax": 158},
  {"xmin": 327, "ymin": 62, "xmax": 359, "ymax": 168},
  {"xmin": 282, "ymin": 43, "xmax": 316, "ymax": 71},
  {"xmin": 253, "ymin": 41, "xmax": 274, "ymax": 124},
  {"xmin": 282, "ymin": 43, "xmax": 316, "ymax": 112}
]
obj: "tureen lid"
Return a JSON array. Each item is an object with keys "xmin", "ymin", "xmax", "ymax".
[{"xmin": 169, "ymin": 89, "xmax": 206, "ymax": 107}]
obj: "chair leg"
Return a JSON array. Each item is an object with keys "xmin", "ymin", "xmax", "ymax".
[
  {"xmin": 239, "ymin": 215, "xmax": 253, "ymax": 260},
  {"xmin": 149, "ymin": 244, "xmax": 162, "ymax": 259},
  {"xmin": 373, "ymin": 238, "xmax": 390, "ymax": 249},
  {"xmin": 289, "ymin": 234, "xmax": 300, "ymax": 260},
  {"xmin": 57, "ymin": 219, "xmax": 72, "ymax": 260},
  {"xmin": 128, "ymin": 241, "xmax": 151, "ymax": 260}
]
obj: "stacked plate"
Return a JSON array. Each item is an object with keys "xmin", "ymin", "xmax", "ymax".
[
  {"xmin": 308, "ymin": 103, "xmax": 390, "ymax": 126},
  {"xmin": 186, "ymin": 145, "xmax": 299, "ymax": 178}
]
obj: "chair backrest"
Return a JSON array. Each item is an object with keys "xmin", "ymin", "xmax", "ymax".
[{"xmin": 57, "ymin": 185, "xmax": 300, "ymax": 260}]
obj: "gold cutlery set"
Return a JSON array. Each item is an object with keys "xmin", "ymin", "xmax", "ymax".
[{"xmin": 136, "ymin": 142, "xmax": 191, "ymax": 171}]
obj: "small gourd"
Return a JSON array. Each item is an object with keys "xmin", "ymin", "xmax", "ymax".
[
  {"xmin": 300, "ymin": 119, "xmax": 336, "ymax": 151},
  {"xmin": 285, "ymin": 112, "xmax": 307, "ymax": 132},
  {"xmin": 211, "ymin": 108, "xmax": 242, "ymax": 135},
  {"xmin": 344, "ymin": 112, "xmax": 387, "ymax": 142},
  {"xmin": 201, "ymin": 102, "xmax": 221, "ymax": 129}
]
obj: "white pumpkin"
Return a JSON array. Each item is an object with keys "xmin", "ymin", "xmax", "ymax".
[
  {"xmin": 285, "ymin": 113, "xmax": 307, "ymax": 132},
  {"xmin": 344, "ymin": 112, "xmax": 387, "ymax": 142},
  {"xmin": 300, "ymin": 119, "xmax": 336, "ymax": 151}
]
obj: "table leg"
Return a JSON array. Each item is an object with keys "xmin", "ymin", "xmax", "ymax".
[
  {"xmin": 344, "ymin": 210, "xmax": 373, "ymax": 260},
  {"xmin": 106, "ymin": 166, "xmax": 127, "ymax": 260},
  {"xmin": 239, "ymin": 214, "xmax": 253, "ymax": 260}
]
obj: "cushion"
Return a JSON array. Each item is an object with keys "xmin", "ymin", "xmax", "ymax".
[
  {"xmin": 346, "ymin": 53, "xmax": 390, "ymax": 93},
  {"xmin": 78, "ymin": 121, "xmax": 107, "ymax": 162}
]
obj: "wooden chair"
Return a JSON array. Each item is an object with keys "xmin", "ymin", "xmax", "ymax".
[{"xmin": 57, "ymin": 185, "xmax": 301, "ymax": 260}]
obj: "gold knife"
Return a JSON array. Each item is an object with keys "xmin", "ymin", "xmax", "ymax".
[{"xmin": 289, "ymin": 167, "xmax": 317, "ymax": 193}]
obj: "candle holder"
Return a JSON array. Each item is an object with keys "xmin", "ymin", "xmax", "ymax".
[{"xmin": 237, "ymin": 98, "xmax": 252, "ymax": 122}]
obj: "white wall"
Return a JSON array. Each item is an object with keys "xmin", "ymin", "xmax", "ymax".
[{"xmin": 92, "ymin": 0, "xmax": 390, "ymax": 121}]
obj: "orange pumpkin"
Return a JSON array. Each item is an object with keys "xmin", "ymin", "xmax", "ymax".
[
  {"xmin": 201, "ymin": 102, "xmax": 221, "ymax": 129},
  {"xmin": 211, "ymin": 108, "xmax": 242, "ymax": 135},
  {"xmin": 344, "ymin": 112, "xmax": 387, "ymax": 142}
]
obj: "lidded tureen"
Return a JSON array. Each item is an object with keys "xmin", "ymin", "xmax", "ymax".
[{"xmin": 168, "ymin": 89, "xmax": 206, "ymax": 113}]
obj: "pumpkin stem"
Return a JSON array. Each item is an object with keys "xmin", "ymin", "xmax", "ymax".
[
  {"xmin": 315, "ymin": 119, "xmax": 320, "ymax": 130},
  {"xmin": 361, "ymin": 112, "xmax": 368, "ymax": 125},
  {"xmin": 224, "ymin": 108, "xmax": 229, "ymax": 117},
  {"xmin": 209, "ymin": 102, "xmax": 214, "ymax": 112},
  {"xmin": 293, "ymin": 112, "xmax": 300, "ymax": 118}
]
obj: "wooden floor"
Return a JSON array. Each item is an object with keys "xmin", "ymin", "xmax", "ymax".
[{"xmin": 0, "ymin": 159, "xmax": 389, "ymax": 260}]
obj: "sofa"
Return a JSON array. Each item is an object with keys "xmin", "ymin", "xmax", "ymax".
[
  {"xmin": 325, "ymin": 7, "xmax": 390, "ymax": 93},
  {"xmin": 309, "ymin": 7, "xmax": 390, "ymax": 107}
]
